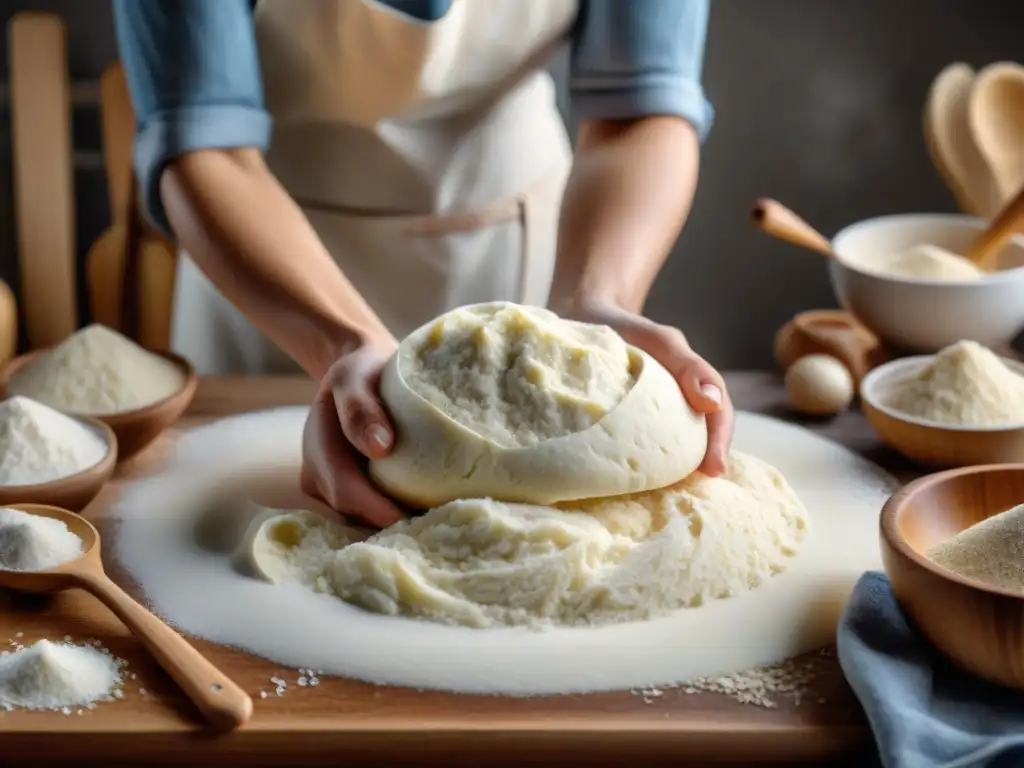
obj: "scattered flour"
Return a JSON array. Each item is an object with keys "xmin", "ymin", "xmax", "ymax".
[
  {"xmin": 407, "ymin": 303, "xmax": 636, "ymax": 447},
  {"xmin": 0, "ymin": 396, "xmax": 107, "ymax": 485},
  {"xmin": 6, "ymin": 324, "xmax": 186, "ymax": 415},
  {"xmin": 882, "ymin": 340, "xmax": 1024, "ymax": 426},
  {"xmin": 928, "ymin": 504, "xmax": 1024, "ymax": 591},
  {"xmin": 0, "ymin": 639, "xmax": 123, "ymax": 711},
  {"xmin": 0, "ymin": 507, "xmax": 82, "ymax": 571},
  {"xmin": 852, "ymin": 243, "xmax": 986, "ymax": 281},
  {"xmin": 242, "ymin": 452, "xmax": 808, "ymax": 629}
]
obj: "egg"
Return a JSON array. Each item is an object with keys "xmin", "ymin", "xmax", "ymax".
[{"xmin": 785, "ymin": 354, "xmax": 855, "ymax": 416}]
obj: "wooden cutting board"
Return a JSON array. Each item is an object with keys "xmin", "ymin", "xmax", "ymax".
[
  {"xmin": 8, "ymin": 12, "xmax": 78, "ymax": 349},
  {"xmin": 0, "ymin": 375, "xmax": 886, "ymax": 767}
]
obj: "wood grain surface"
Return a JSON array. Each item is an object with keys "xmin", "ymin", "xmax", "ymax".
[{"xmin": 0, "ymin": 373, "xmax": 902, "ymax": 767}]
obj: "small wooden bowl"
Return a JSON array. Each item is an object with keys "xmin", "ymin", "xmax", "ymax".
[
  {"xmin": 860, "ymin": 355, "xmax": 1024, "ymax": 467},
  {"xmin": 0, "ymin": 416, "xmax": 117, "ymax": 511},
  {"xmin": 880, "ymin": 464, "xmax": 1024, "ymax": 689},
  {"xmin": 0, "ymin": 349, "xmax": 198, "ymax": 461}
]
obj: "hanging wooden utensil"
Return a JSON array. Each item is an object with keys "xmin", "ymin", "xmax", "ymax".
[
  {"xmin": 9, "ymin": 12, "xmax": 78, "ymax": 348},
  {"xmin": 86, "ymin": 61, "xmax": 135, "ymax": 332}
]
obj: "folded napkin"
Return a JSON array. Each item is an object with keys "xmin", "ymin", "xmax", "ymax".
[{"xmin": 837, "ymin": 571, "xmax": 1024, "ymax": 768}]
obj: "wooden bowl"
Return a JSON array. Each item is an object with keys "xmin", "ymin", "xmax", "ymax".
[
  {"xmin": 0, "ymin": 349, "xmax": 198, "ymax": 461},
  {"xmin": 860, "ymin": 355, "xmax": 1024, "ymax": 467},
  {"xmin": 0, "ymin": 416, "xmax": 116, "ymax": 511},
  {"xmin": 880, "ymin": 464, "xmax": 1024, "ymax": 689}
]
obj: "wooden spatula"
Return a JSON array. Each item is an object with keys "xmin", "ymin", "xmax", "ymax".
[
  {"xmin": 965, "ymin": 184, "xmax": 1024, "ymax": 272},
  {"xmin": 86, "ymin": 62, "xmax": 136, "ymax": 332},
  {"xmin": 9, "ymin": 12, "xmax": 78, "ymax": 348},
  {"xmin": 968, "ymin": 61, "xmax": 1024, "ymax": 208}
]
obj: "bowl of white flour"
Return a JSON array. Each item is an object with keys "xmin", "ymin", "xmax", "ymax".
[
  {"xmin": 828, "ymin": 213, "xmax": 1024, "ymax": 352},
  {"xmin": 0, "ymin": 397, "xmax": 116, "ymax": 510},
  {"xmin": 0, "ymin": 325, "xmax": 198, "ymax": 460},
  {"xmin": 860, "ymin": 340, "xmax": 1024, "ymax": 466}
]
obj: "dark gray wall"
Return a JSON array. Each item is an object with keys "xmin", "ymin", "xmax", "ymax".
[{"xmin": 0, "ymin": 0, "xmax": 1020, "ymax": 367}]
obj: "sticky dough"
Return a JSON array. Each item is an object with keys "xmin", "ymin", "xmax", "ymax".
[{"xmin": 369, "ymin": 302, "xmax": 708, "ymax": 508}]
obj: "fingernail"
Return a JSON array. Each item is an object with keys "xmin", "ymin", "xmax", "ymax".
[
  {"xmin": 367, "ymin": 424, "xmax": 392, "ymax": 452},
  {"xmin": 700, "ymin": 384, "xmax": 722, "ymax": 405}
]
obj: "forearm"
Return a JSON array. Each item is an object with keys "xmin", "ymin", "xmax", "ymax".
[
  {"xmin": 160, "ymin": 148, "xmax": 393, "ymax": 379},
  {"xmin": 550, "ymin": 117, "xmax": 700, "ymax": 315}
]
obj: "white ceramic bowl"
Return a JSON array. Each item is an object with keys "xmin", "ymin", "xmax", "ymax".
[{"xmin": 829, "ymin": 213, "xmax": 1024, "ymax": 352}]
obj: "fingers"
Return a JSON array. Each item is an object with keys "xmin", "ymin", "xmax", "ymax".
[
  {"xmin": 331, "ymin": 355, "xmax": 394, "ymax": 460},
  {"xmin": 699, "ymin": 393, "xmax": 734, "ymax": 477},
  {"xmin": 309, "ymin": 465, "xmax": 406, "ymax": 529}
]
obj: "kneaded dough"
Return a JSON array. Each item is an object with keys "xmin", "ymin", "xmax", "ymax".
[
  {"xmin": 369, "ymin": 302, "xmax": 708, "ymax": 508},
  {"xmin": 331, "ymin": 451, "xmax": 809, "ymax": 629},
  {"xmin": 234, "ymin": 508, "xmax": 365, "ymax": 588}
]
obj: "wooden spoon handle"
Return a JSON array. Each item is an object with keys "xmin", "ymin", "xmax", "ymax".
[
  {"xmin": 79, "ymin": 571, "xmax": 253, "ymax": 730},
  {"xmin": 750, "ymin": 199, "xmax": 838, "ymax": 261},
  {"xmin": 968, "ymin": 185, "xmax": 1024, "ymax": 271}
]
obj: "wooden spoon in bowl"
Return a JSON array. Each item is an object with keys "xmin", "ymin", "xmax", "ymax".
[
  {"xmin": 965, "ymin": 184, "xmax": 1024, "ymax": 272},
  {"xmin": 750, "ymin": 199, "xmax": 840, "ymax": 261}
]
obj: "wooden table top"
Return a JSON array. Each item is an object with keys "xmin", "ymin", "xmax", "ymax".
[{"xmin": 1, "ymin": 373, "xmax": 904, "ymax": 767}]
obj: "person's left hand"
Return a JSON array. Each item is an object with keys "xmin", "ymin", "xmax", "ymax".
[{"xmin": 570, "ymin": 298, "xmax": 733, "ymax": 476}]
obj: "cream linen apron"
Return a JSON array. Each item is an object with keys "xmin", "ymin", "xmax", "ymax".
[{"xmin": 170, "ymin": 0, "xmax": 577, "ymax": 375}]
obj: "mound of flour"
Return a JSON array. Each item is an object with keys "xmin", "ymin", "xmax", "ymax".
[
  {"xmin": 882, "ymin": 340, "xmax": 1024, "ymax": 426},
  {"xmin": 0, "ymin": 397, "xmax": 107, "ymax": 485},
  {"xmin": 6, "ymin": 324, "xmax": 186, "ymax": 414},
  {"xmin": 0, "ymin": 507, "xmax": 83, "ymax": 571},
  {"xmin": 0, "ymin": 639, "xmax": 122, "ymax": 711}
]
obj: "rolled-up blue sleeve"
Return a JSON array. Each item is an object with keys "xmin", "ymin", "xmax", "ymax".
[
  {"xmin": 112, "ymin": 0, "xmax": 272, "ymax": 236},
  {"xmin": 570, "ymin": 0, "xmax": 714, "ymax": 141}
]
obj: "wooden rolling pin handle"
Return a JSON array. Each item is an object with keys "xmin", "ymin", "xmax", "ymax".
[
  {"xmin": 750, "ymin": 198, "xmax": 838, "ymax": 261},
  {"xmin": 77, "ymin": 571, "xmax": 253, "ymax": 731}
]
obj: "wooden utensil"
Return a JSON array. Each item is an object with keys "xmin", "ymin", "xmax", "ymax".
[
  {"xmin": 87, "ymin": 62, "xmax": 136, "ymax": 332},
  {"xmin": 0, "ymin": 349, "xmax": 199, "ymax": 461},
  {"xmin": 924, "ymin": 63, "xmax": 1003, "ymax": 218},
  {"xmin": 750, "ymin": 199, "xmax": 840, "ymax": 261},
  {"xmin": 0, "ymin": 279, "xmax": 18, "ymax": 365},
  {"xmin": 880, "ymin": 463, "xmax": 1024, "ymax": 690},
  {"xmin": 969, "ymin": 61, "xmax": 1024, "ymax": 205},
  {"xmin": 0, "ymin": 504, "xmax": 253, "ymax": 730},
  {"xmin": 0, "ymin": 417, "xmax": 116, "ymax": 511},
  {"xmin": 137, "ymin": 230, "xmax": 177, "ymax": 351},
  {"xmin": 964, "ymin": 184, "xmax": 1024, "ymax": 271},
  {"xmin": 9, "ymin": 12, "xmax": 78, "ymax": 349}
]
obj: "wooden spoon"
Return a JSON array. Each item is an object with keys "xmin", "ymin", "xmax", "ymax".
[
  {"xmin": 86, "ymin": 62, "xmax": 135, "ymax": 332},
  {"xmin": 924, "ymin": 63, "xmax": 1002, "ymax": 218},
  {"xmin": 0, "ymin": 504, "xmax": 253, "ymax": 731},
  {"xmin": 750, "ymin": 199, "xmax": 840, "ymax": 261},
  {"xmin": 964, "ymin": 184, "xmax": 1024, "ymax": 272},
  {"xmin": 9, "ymin": 12, "xmax": 78, "ymax": 348},
  {"xmin": 969, "ymin": 62, "xmax": 1024, "ymax": 206}
]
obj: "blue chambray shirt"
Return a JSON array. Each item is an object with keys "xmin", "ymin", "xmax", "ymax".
[{"xmin": 112, "ymin": 0, "xmax": 713, "ymax": 236}]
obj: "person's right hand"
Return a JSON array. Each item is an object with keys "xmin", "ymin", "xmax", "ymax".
[{"xmin": 300, "ymin": 341, "xmax": 406, "ymax": 529}]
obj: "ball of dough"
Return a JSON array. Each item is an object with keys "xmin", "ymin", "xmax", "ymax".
[
  {"xmin": 368, "ymin": 302, "xmax": 708, "ymax": 508},
  {"xmin": 785, "ymin": 354, "xmax": 855, "ymax": 415}
]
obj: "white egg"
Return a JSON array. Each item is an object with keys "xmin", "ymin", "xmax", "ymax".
[{"xmin": 784, "ymin": 354, "xmax": 855, "ymax": 415}]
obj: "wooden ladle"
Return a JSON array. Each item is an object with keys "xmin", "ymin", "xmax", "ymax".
[
  {"xmin": 969, "ymin": 62, "xmax": 1024, "ymax": 206},
  {"xmin": 750, "ymin": 199, "xmax": 841, "ymax": 261},
  {"xmin": 965, "ymin": 184, "xmax": 1024, "ymax": 272},
  {"xmin": 924, "ymin": 63, "xmax": 1002, "ymax": 218},
  {"xmin": 0, "ymin": 504, "xmax": 253, "ymax": 731}
]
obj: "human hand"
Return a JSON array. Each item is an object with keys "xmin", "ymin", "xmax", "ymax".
[
  {"xmin": 300, "ymin": 340, "xmax": 406, "ymax": 528},
  {"xmin": 569, "ymin": 299, "xmax": 734, "ymax": 476}
]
